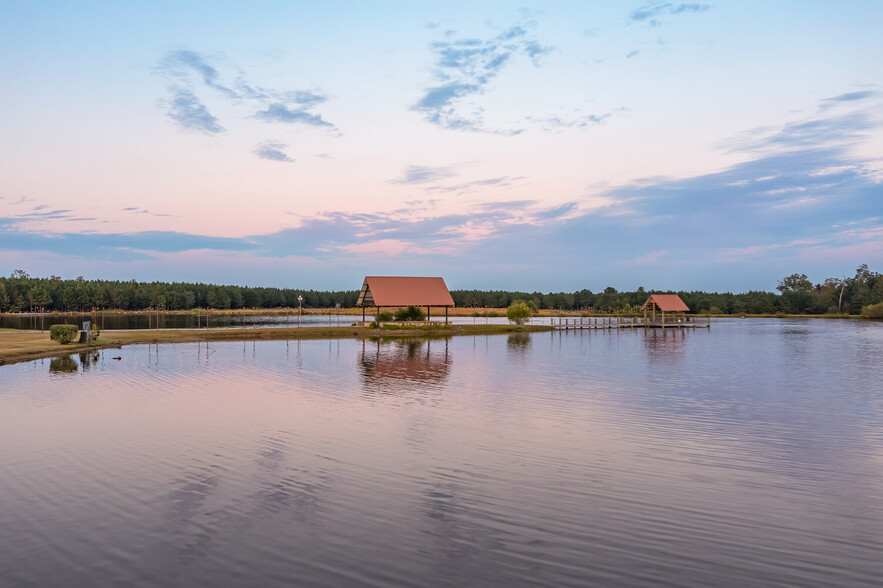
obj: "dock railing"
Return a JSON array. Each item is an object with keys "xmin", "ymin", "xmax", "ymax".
[{"xmin": 551, "ymin": 315, "xmax": 710, "ymax": 329}]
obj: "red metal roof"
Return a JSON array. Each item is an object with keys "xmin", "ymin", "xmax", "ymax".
[
  {"xmin": 357, "ymin": 276, "xmax": 455, "ymax": 307},
  {"xmin": 641, "ymin": 294, "xmax": 690, "ymax": 312}
]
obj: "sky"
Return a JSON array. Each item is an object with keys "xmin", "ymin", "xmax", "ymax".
[{"xmin": 1, "ymin": 1, "xmax": 881, "ymax": 292}]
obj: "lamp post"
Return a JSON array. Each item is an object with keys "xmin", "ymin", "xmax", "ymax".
[{"xmin": 298, "ymin": 295, "xmax": 303, "ymax": 327}]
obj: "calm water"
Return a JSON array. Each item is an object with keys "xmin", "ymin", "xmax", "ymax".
[{"xmin": 1, "ymin": 319, "xmax": 882, "ymax": 587}]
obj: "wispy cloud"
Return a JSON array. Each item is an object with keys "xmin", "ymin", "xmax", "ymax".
[
  {"xmin": 525, "ymin": 112, "xmax": 614, "ymax": 131},
  {"xmin": 127, "ymin": 208, "xmax": 172, "ymax": 217},
  {"xmin": 253, "ymin": 104, "xmax": 335, "ymax": 129},
  {"xmin": 628, "ymin": 250, "xmax": 668, "ymax": 265},
  {"xmin": 818, "ymin": 89, "xmax": 878, "ymax": 111},
  {"xmin": 16, "ymin": 208, "xmax": 73, "ymax": 219},
  {"xmin": 630, "ymin": 3, "xmax": 710, "ymax": 26},
  {"xmin": 414, "ymin": 23, "xmax": 553, "ymax": 133},
  {"xmin": 254, "ymin": 141, "xmax": 294, "ymax": 162},
  {"xmin": 155, "ymin": 50, "xmax": 337, "ymax": 135},
  {"xmin": 626, "ymin": 49, "xmax": 640, "ymax": 59},
  {"xmin": 163, "ymin": 87, "xmax": 224, "ymax": 134},
  {"xmin": 723, "ymin": 112, "xmax": 872, "ymax": 153},
  {"xmin": 424, "ymin": 175, "xmax": 526, "ymax": 195},
  {"xmin": 391, "ymin": 165, "xmax": 457, "ymax": 185},
  {"xmin": 823, "ymin": 90, "xmax": 877, "ymax": 104},
  {"xmin": 159, "ymin": 50, "xmax": 238, "ymax": 99}
]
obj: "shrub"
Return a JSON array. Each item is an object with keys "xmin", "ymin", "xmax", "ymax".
[
  {"xmin": 377, "ymin": 311, "xmax": 393, "ymax": 322},
  {"xmin": 394, "ymin": 305, "xmax": 425, "ymax": 321},
  {"xmin": 50, "ymin": 324, "xmax": 78, "ymax": 345},
  {"xmin": 861, "ymin": 302, "xmax": 883, "ymax": 319},
  {"xmin": 90, "ymin": 324, "xmax": 101, "ymax": 340},
  {"xmin": 507, "ymin": 301, "xmax": 532, "ymax": 325}
]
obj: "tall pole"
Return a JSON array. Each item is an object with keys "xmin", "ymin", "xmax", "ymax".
[
  {"xmin": 838, "ymin": 278, "xmax": 846, "ymax": 314},
  {"xmin": 298, "ymin": 295, "xmax": 303, "ymax": 328}
]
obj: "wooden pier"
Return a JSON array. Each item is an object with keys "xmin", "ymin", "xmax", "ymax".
[{"xmin": 551, "ymin": 316, "xmax": 710, "ymax": 330}]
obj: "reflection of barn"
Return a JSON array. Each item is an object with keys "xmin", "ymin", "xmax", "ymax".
[
  {"xmin": 356, "ymin": 276, "xmax": 455, "ymax": 324},
  {"xmin": 359, "ymin": 339, "xmax": 451, "ymax": 393},
  {"xmin": 641, "ymin": 294, "xmax": 690, "ymax": 328}
]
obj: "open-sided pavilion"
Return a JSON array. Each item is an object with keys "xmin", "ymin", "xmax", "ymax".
[
  {"xmin": 356, "ymin": 276, "xmax": 455, "ymax": 323},
  {"xmin": 641, "ymin": 294, "xmax": 690, "ymax": 326}
]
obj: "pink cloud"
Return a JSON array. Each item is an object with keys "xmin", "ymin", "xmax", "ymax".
[{"xmin": 627, "ymin": 250, "xmax": 668, "ymax": 265}]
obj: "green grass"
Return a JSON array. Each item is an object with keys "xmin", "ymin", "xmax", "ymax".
[{"xmin": 382, "ymin": 323, "xmax": 452, "ymax": 331}]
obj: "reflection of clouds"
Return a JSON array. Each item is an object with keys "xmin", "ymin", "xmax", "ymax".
[
  {"xmin": 419, "ymin": 467, "xmax": 508, "ymax": 585},
  {"xmin": 250, "ymin": 432, "xmax": 330, "ymax": 522},
  {"xmin": 143, "ymin": 432, "xmax": 333, "ymax": 574},
  {"xmin": 145, "ymin": 461, "xmax": 222, "ymax": 571},
  {"xmin": 359, "ymin": 338, "xmax": 452, "ymax": 395}
]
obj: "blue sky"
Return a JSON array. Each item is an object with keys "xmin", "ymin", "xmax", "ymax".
[{"xmin": 1, "ymin": 1, "xmax": 881, "ymax": 291}]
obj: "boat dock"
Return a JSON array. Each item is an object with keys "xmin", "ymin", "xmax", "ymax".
[{"xmin": 551, "ymin": 316, "xmax": 710, "ymax": 330}]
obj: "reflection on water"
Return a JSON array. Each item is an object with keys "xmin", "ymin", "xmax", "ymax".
[
  {"xmin": 642, "ymin": 328, "xmax": 687, "ymax": 364},
  {"xmin": 506, "ymin": 332, "xmax": 531, "ymax": 350},
  {"xmin": 359, "ymin": 338, "xmax": 451, "ymax": 394},
  {"xmin": 48, "ymin": 355, "xmax": 78, "ymax": 374},
  {"xmin": 2, "ymin": 319, "xmax": 883, "ymax": 587}
]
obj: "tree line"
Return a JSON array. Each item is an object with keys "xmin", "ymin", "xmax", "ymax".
[
  {"xmin": 0, "ymin": 265, "xmax": 880, "ymax": 315},
  {"xmin": 0, "ymin": 270, "xmax": 359, "ymax": 313}
]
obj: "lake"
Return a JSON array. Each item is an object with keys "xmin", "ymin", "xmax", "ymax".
[{"xmin": 1, "ymin": 319, "xmax": 882, "ymax": 587}]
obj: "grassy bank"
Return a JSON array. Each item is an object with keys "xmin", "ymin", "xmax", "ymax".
[{"xmin": 0, "ymin": 323, "xmax": 552, "ymax": 367}]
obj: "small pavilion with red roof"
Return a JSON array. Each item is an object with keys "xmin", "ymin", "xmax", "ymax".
[
  {"xmin": 356, "ymin": 276, "xmax": 455, "ymax": 324},
  {"xmin": 641, "ymin": 294, "xmax": 690, "ymax": 327}
]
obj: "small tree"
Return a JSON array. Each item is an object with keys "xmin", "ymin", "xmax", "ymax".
[
  {"xmin": 394, "ymin": 305, "xmax": 426, "ymax": 321},
  {"xmin": 507, "ymin": 300, "xmax": 532, "ymax": 324},
  {"xmin": 50, "ymin": 324, "xmax": 78, "ymax": 345}
]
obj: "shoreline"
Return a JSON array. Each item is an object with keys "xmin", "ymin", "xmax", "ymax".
[
  {"xmin": 0, "ymin": 324, "xmax": 552, "ymax": 367},
  {"xmin": 1, "ymin": 313, "xmax": 875, "ymax": 367}
]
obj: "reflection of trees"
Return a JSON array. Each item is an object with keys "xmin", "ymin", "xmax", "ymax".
[
  {"xmin": 642, "ymin": 329, "xmax": 687, "ymax": 364},
  {"xmin": 506, "ymin": 333, "xmax": 531, "ymax": 351},
  {"xmin": 359, "ymin": 338, "xmax": 452, "ymax": 394},
  {"xmin": 48, "ymin": 355, "xmax": 78, "ymax": 374}
]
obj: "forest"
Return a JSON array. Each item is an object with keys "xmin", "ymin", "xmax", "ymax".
[{"xmin": 0, "ymin": 265, "xmax": 880, "ymax": 316}]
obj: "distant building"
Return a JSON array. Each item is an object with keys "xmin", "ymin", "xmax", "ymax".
[
  {"xmin": 356, "ymin": 276, "xmax": 455, "ymax": 323},
  {"xmin": 641, "ymin": 294, "xmax": 690, "ymax": 326}
]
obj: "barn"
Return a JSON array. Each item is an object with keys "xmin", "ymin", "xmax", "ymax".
[{"xmin": 356, "ymin": 276, "xmax": 455, "ymax": 323}]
